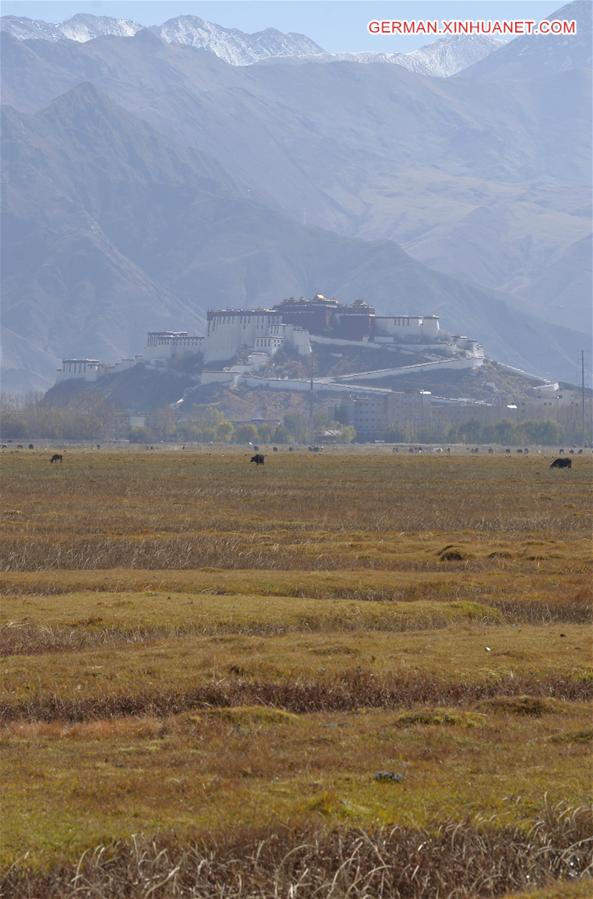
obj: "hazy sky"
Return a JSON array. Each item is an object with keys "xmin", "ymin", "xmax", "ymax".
[{"xmin": 1, "ymin": 0, "xmax": 564, "ymax": 51}]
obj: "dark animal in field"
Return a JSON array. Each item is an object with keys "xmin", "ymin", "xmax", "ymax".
[
  {"xmin": 272, "ymin": 446, "xmax": 278, "ymax": 452},
  {"xmin": 505, "ymin": 449, "xmax": 511, "ymax": 454},
  {"xmin": 559, "ymin": 448, "xmax": 564, "ymax": 454},
  {"xmin": 578, "ymin": 449, "xmax": 583, "ymax": 454},
  {"xmin": 16, "ymin": 444, "xmax": 23, "ymax": 449},
  {"xmin": 253, "ymin": 445, "xmax": 260, "ymax": 452},
  {"xmin": 28, "ymin": 444, "xmax": 34, "ymax": 449},
  {"xmin": 488, "ymin": 448, "xmax": 494, "ymax": 454},
  {"xmin": 1, "ymin": 444, "xmax": 7, "ymax": 449},
  {"xmin": 550, "ymin": 458, "xmax": 571, "ymax": 469},
  {"xmin": 288, "ymin": 447, "xmax": 293, "ymax": 452},
  {"xmin": 250, "ymin": 454, "xmax": 265, "ymax": 465},
  {"xmin": 569, "ymin": 448, "xmax": 575, "ymax": 454},
  {"xmin": 517, "ymin": 449, "xmax": 523, "ymax": 454},
  {"xmin": 50, "ymin": 454, "xmax": 63, "ymax": 463},
  {"xmin": 524, "ymin": 448, "xmax": 529, "ymax": 454},
  {"xmin": 374, "ymin": 771, "xmax": 404, "ymax": 783}
]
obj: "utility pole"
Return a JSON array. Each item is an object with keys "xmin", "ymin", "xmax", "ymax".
[
  {"xmin": 309, "ymin": 351, "xmax": 315, "ymax": 444},
  {"xmin": 581, "ymin": 349, "xmax": 586, "ymax": 447}
]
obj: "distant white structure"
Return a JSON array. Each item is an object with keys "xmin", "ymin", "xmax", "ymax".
[
  {"xmin": 204, "ymin": 309, "xmax": 310, "ymax": 363},
  {"xmin": 451, "ymin": 336, "xmax": 483, "ymax": 357},
  {"xmin": 54, "ymin": 296, "xmax": 488, "ymax": 389},
  {"xmin": 144, "ymin": 331, "xmax": 204, "ymax": 363},
  {"xmin": 56, "ymin": 356, "xmax": 141, "ymax": 383},
  {"xmin": 374, "ymin": 314, "xmax": 440, "ymax": 341},
  {"xmin": 57, "ymin": 359, "xmax": 102, "ymax": 382}
]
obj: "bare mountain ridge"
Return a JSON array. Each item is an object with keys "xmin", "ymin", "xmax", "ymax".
[
  {"xmin": 0, "ymin": 13, "xmax": 324, "ymax": 66},
  {"xmin": 1, "ymin": 5, "xmax": 589, "ymax": 333},
  {"xmin": 1, "ymin": 82, "xmax": 587, "ymax": 391},
  {"xmin": 459, "ymin": 0, "xmax": 592, "ymax": 79},
  {"xmin": 1, "ymin": 1, "xmax": 590, "ymax": 389},
  {"xmin": 0, "ymin": 13, "xmax": 504, "ymax": 75},
  {"xmin": 328, "ymin": 36, "xmax": 507, "ymax": 76}
]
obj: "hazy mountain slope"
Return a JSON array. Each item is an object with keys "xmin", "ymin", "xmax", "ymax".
[
  {"xmin": 334, "ymin": 36, "xmax": 506, "ymax": 76},
  {"xmin": 2, "ymin": 29, "xmax": 589, "ymax": 208},
  {"xmin": 0, "ymin": 2, "xmax": 590, "ymax": 389},
  {"xmin": 403, "ymin": 181, "xmax": 591, "ymax": 329},
  {"xmin": 514, "ymin": 234, "xmax": 593, "ymax": 332},
  {"xmin": 1, "ymin": 86, "xmax": 233, "ymax": 387},
  {"xmin": 460, "ymin": 0, "xmax": 592, "ymax": 80},
  {"xmin": 1, "ymin": 83, "xmax": 587, "ymax": 390}
]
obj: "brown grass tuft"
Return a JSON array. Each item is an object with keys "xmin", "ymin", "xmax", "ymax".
[
  {"xmin": 2, "ymin": 671, "xmax": 591, "ymax": 724},
  {"xmin": 2, "ymin": 803, "xmax": 591, "ymax": 898},
  {"xmin": 479, "ymin": 695, "xmax": 569, "ymax": 717}
]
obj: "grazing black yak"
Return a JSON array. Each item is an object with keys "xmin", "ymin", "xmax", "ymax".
[
  {"xmin": 550, "ymin": 458, "xmax": 571, "ymax": 469},
  {"xmin": 50, "ymin": 454, "xmax": 63, "ymax": 463},
  {"xmin": 250, "ymin": 454, "xmax": 265, "ymax": 465}
]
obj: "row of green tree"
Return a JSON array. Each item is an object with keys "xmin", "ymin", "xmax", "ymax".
[
  {"xmin": 444, "ymin": 418, "xmax": 576, "ymax": 447},
  {"xmin": 130, "ymin": 408, "xmax": 355, "ymax": 444},
  {"xmin": 0, "ymin": 395, "xmax": 117, "ymax": 440},
  {"xmin": 379, "ymin": 418, "xmax": 585, "ymax": 447},
  {"xmin": 1, "ymin": 395, "xmax": 585, "ymax": 447}
]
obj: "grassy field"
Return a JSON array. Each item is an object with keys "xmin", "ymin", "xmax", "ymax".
[{"xmin": 0, "ymin": 448, "xmax": 591, "ymax": 897}]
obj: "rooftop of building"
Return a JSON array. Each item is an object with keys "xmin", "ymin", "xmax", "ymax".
[
  {"xmin": 277, "ymin": 293, "xmax": 339, "ymax": 306},
  {"xmin": 276, "ymin": 294, "xmax": 374, "ymax": 311},
  {"xmin": 207, "ymin": 308, "xmax": 279, "ymax": 318},
  {"xmin": 147, "ymin": 331, "xmax": 190, "ymax": 337}
]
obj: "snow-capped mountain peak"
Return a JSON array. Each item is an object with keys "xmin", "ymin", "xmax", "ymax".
[
  {"xmin": 151, "ymin": 16, "xmax": 323, "ymax": 65},
  {"xmin": 330, "ymin": 35, "xmax": 508, "ymax": 77},
  {"xmin": 0, "ymin": 15, "xmax": 64, "ymax": 42},
  {"xmin": 396, "ymin": 35, "xmax": 508, "ymax": 77},
  {"xmin": 0, "ymin": 13, "xmax": 505, "ymax": 75},
  {"xmin": 0, "ymin": 13, "xmax": 323, "ymax": 65},
  {"xmin": 59, "ymin": 14, "xmax": 141, "ymax": 43}
]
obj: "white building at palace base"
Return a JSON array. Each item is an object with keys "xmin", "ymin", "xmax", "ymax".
[
  {"xmin": 203, "ymin": 309, "xmax": 310, "ymax": 364},
  {"xmin": 144, "ymin": 332, "xmax": 205, "ymax": 364}
]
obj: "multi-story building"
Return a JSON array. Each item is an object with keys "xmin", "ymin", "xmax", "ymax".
[
  {"xmin": 204, "ymin": 309, "xmax": 310, "ymax": 363},
  {"xmin": 340, "ymin": 391, "xmax": 432, "ymax": 440},
  {"xmin": 275, "ymin": 295, "xmax": 440, "ymax": 344},
  {"xmin": 374, "ymin": 314, "xmax": 440, "ymax": 342},
  {"xmin": 56, "ymin": 356, "xmax": 142, "ymax": 383},
  {"xmin": 144, "ymin": 331, "xmax": 204, "ymax": 363}
]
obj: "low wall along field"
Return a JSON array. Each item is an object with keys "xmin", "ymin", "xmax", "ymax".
[{"xmin": 0, "ymin": 449, "xmax": 592, "ymax": 897}]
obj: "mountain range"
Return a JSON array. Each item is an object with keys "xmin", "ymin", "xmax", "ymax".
[
  {"xmin": 0, "ymin": 1, "xmax": 591, "ymax": 391},
  {"xmin": 0, "ymin": 13, "xmax": 504, "ymax": 75}
]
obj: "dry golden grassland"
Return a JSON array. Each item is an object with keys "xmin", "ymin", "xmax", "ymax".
[{"xmin": 0, "ymin": 449, "xmax": 591, "ymax": 897}]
